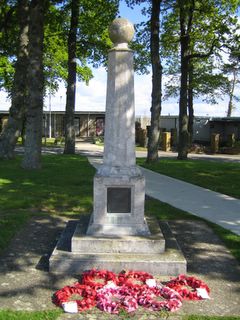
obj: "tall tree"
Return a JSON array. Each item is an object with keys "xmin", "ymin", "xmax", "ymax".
[
  {"xmin": 163, "ymin": 0, "xmax": 239, "ymax": 158},
  {"xmin": 0, "ymin": 0, "xmax": 29, "ymax": 159},
  {"xmin": 223, "ymin": 53, "xmax": 240, "ymax": 117},
  {"xmin": 147, "ymin": 0, "xmax": 162, "ymax": 162},
  {"xmin": 64, "ymin": 0, "xmax": 79, "ymax": 154},
  {"xmin": 177, "ymin": 0, "xmax": 193, "ymax": 160},
  {"xmin": 22, "ymin": 0, "xmax": 45, "ymax": 169}
]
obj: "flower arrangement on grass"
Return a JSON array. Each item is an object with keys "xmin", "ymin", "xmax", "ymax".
[{"xmin": 52, "ymin": 269, "xmax": 210, "ymax": 314}]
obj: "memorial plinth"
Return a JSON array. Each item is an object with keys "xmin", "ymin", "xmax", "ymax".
[{"xmin": 49, "ymin": 18, "xmax": 186, "ymax": 275}]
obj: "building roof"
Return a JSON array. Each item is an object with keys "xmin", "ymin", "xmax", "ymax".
[{"xmin": 209, "ymin": 117, "xmax": 240, "ymax": 123}]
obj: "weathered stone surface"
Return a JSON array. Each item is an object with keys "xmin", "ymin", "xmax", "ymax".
[
  {"xmin": 87, "ymin": 174, "xmax": 149, "ymax": 236},
  {"xmin": 72, "ymin": 216, "xmax": 165, "ymax": 254},
  {"xmin": 87, "ymin": 18, "xmax": 148, "ymax": 237},
  {"xmin": 50, "ymin": 219, "xmax": 186, "ymax": 275},
  {"xmin": 108, "ymin": 17, "xmax": 134, "ymax": 48}
]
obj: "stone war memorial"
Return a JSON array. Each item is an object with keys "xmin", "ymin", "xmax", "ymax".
[{"xmin": 50, "ymin": 18, "xmax": 186, "ymax": 275}]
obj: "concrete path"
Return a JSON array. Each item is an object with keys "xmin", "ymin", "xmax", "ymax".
[
  {"xmin": 75, "ymin": 141, "xmax": 240, "ymax": 162},
  {"xmin": 87, "ymin": 154, "xmax": 240, "ymax": 236}
]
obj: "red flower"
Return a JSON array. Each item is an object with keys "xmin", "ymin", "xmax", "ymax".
[
  {"xmin": 165, "ymin": 274, "xmax": 210, "ymax": 300},
  {"xmin": 81, "ymin": 269, "xmax": 118, "ymax": 289},
  {"xmin": 118, "ymin": 270, "xmax": 154, "ymax": 289},
  {"xmin": 53, "ymin": 283, "xmax": 97, "ymax": 312}
]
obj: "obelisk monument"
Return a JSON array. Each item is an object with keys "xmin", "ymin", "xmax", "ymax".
[
  {"xmin": 50, "ymin": 18, "xmax": 186, "ymax": 275},
  {"xmin": 86, "ymin": 18, "xmax": 150, "ymax": 236}
]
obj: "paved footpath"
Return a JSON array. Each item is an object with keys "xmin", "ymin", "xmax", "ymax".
[{"xmin": 80, "ymin": 143, "xmax": 240, "ymax": 236}]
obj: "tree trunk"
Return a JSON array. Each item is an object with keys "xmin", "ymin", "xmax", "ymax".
[
  {"xmin": 177, "ymin": 0, "xmax": 191, "ymax": 160},
  {"xmin": 147, "ymin": 0, "xmax": 162, "ymax": 163},
  {"xmin": 64, "ymin": 0, "xmax": 79, "ymax": 154},
  {"xmin": 22, "ymin": 0, "xmax": 45, "ymax": 169},
  {"xmin": 188, "ymin": 61, "xmax": 194, "ymax": 144},
  {"xmin": 227, "ymin": 68, "xmax": 236, "ymax": 117},
  {"xmin": 0, "ymin": 0, "xmax": 29, "ymax": 159}
]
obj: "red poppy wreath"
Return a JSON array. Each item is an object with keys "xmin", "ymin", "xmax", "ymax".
[
  {"xmin": 53, "ymin": 283, "xmax": 96, "ymax": 312},
  {"xmin": 165, "ymin": 274, "xmax": 210, "ymax": 300},
  {"xmin": 81, "ymin": 269, "xmax": 118, "ymax": 290},
  {"xmin": 118, "ymin": 270, "xmax": 154, "ymax": 287}
]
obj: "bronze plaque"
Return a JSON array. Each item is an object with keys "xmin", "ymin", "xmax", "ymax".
[{"xmin": 107, "ymin": 187, "xmax": 131, "ymax": 213}]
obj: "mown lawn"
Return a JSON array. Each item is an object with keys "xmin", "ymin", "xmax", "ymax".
[
  {"xmin": 137, "ymin": 158, "xmax": 240, "ymax": 199},
  {"xmin": 0, "ymin": 310, "xmax": 61, "ymax": 320},
  {"xmin": 0, "ymin": 155, "xmax": 95, "ymax": 253}
]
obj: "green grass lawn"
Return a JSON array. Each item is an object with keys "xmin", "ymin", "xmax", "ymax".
[
  {"xmin": 137, "ymin": 158, "xmax": 240, "ymax": 199},
  {"xmin": 0, "ymin": 155, "xmax": 95, "ymax": 253},
  {"xmin": 0, "ymin": 310, "xmax": 239, "ymax": 320},
  {"xmin": 0, "ymin": 154, "xmax": 240, "ymax": 319},
  {"xmin": 0, "ymin": 310, "xmax": 61, "ymax": 320}
]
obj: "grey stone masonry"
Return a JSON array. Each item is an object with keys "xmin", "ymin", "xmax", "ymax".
[{"xmin": 87, "ymin": 18, "xmax": 149, "ymax": 236}]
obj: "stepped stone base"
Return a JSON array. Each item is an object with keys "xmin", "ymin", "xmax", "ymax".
[
  {"xmin": 72, "ymin": 216, "xmax": 165, "ymax": 254},
  {"xmin": 49, "ymin": 217, "xmax": 187, "ymax": 276}
]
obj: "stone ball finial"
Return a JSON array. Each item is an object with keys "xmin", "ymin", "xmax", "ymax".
[{"xmin": 109, "ymin": 18, "xmax": 134, "ymax": 47}]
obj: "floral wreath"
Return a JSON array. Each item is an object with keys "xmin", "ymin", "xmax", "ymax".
[
  {"xmin": 96, "ymin": 285, "xmax": 138, "ymax": 314},
  {"xmin": 53, "ymin": 270, "xmax": 210, "ymax": 314},
  {"xmin": 165, "ymin": 274, "xmax": 210, "ymax": 300},
  {"xmin": 53, "ymin": 283, "xmax": 96, "ymax": 312},
  {"xmin": 81, "ymin": 269, "xmax": 118, "ymax": 289},
  {"xmin": 138, "ymin": 286, "xmax": 182, "ymax": 312},
  {"xmin": 118, "ymin": 270, "xmax": 154, "ymax": 288}
]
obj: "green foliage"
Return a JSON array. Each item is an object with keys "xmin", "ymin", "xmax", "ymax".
[
  {"xmin": 43, "ymin": 0, "xmax": 119, "ymax": 92},
  {"xmin": 44, "ymin": 5, "xmax": 69, "ymax": 91},
  {"xmin": 0, "ymin": 55, "xmax": 14, "ymax": 92},
  {"xmin": 0, "ymin": 0, "xmax": 119, "ymax": 95},
  {"xmin": 0, "ymin": 1, "xmax": 18, "ymax": 92},
  {"xmin": 76, "ymin": 0, "xmax": 119, "ymax": 68},
  {"xmin": 161, "ymin": 0, "xmax": 240, "ymax": 110}
]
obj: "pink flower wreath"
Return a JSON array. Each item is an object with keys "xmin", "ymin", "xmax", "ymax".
[
  {"xmin": 138, "ymin": 286, "xmax": 182, "ymax": 312},
  {"xmin": 96, "ymin": 285, "xmax": 138, "ymax": 314}
]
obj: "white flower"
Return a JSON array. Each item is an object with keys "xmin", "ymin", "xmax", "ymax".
[
  {"xmin": 146, "ymin": 279, "xmax": 157, "ymax": 288},
  {"xmin": 196, "ymin": 288, "xmax": 210, "ymax": 299},
  {"xmin": 62, "ymin": 301, "xmax": 78, "ymax": 313}
]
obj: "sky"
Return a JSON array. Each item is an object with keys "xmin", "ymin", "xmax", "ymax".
[{"xmin": 0, "ymin": 1, "xmax": 239, "ymax": 117}]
